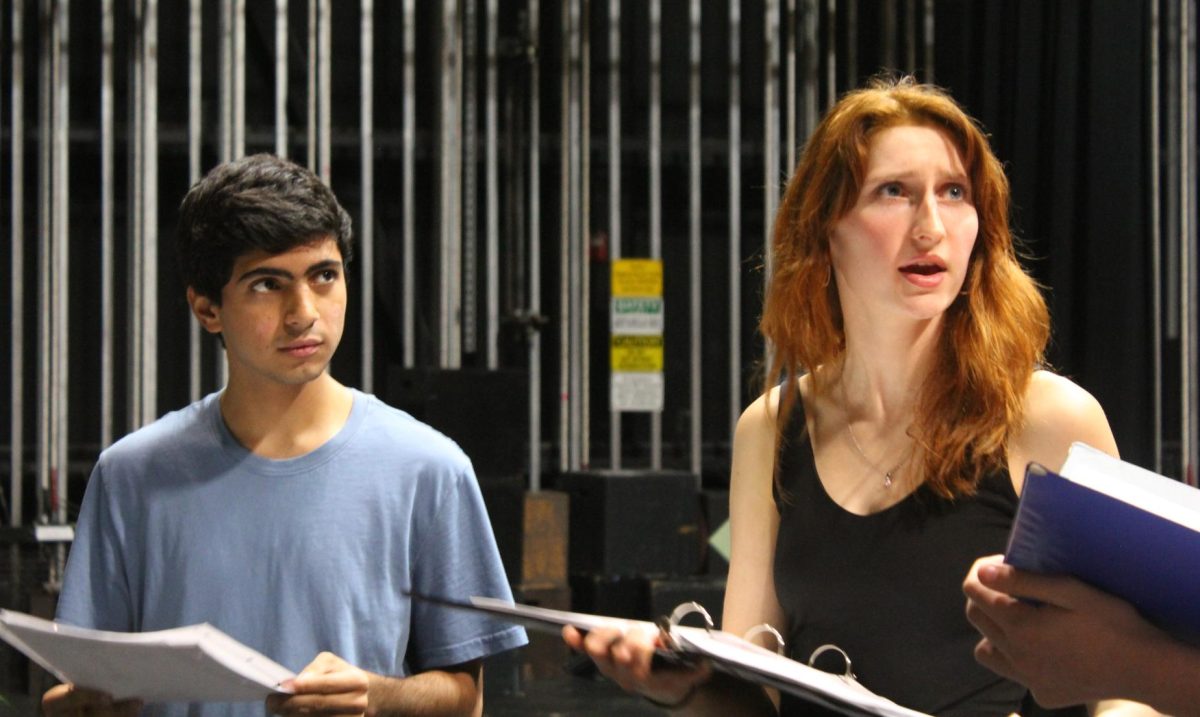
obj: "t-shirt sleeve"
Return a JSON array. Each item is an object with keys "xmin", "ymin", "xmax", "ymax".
[
  {"xmin": 55, "ymin": 460, "xmax": 136, "ymax": 632},
  {"xmin": 407, "ymin": 462, "xmax": 528, "ymax": 671}
]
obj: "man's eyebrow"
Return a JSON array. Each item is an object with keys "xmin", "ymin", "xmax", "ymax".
[
  {"xmin": 307, "ymin": 259, "xmax": 342, "ymax": 274},
  {"xmin": 235, "ymin": 259, "xmax": 342, "ymax": 284},
  {"xmin": 236, "ymin": 266, "xmax": 293, "ymax": 283}
]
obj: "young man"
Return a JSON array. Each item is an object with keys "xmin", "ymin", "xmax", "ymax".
[{"xmin": 44, "ymin": 154, "xmax": 526, "ymax": 717}]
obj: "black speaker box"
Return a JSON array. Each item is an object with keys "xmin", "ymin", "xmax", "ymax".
[
  {"xmin": 384, "ymin": 367, "xmax": 528, "ymax": 480},
  {"xmin": 644, "ymin": 575, "xmax": 727, "ymax": 629},
  {"xmin": 569, "ymin": 573, "xmax": 649, "ymax": 621},
  {"xmin": 479, "ymin": 477, "xmax": 525, "ymax": 584},
  {"xmin": 553, "ymin": 470, "xmax": 702, "ymax": 577}
]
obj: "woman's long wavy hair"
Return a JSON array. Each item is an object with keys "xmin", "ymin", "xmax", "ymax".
[{"xmin": 761, "ymin": 77, "xmax": 1049, "ymax": 499}]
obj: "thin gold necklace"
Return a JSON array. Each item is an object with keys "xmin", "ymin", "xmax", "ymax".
[{"xmin": 840, "ymin": 375, "xmax": 910, "ymax": 489}]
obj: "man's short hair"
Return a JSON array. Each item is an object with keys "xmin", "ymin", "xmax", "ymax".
[{"xmin": 177, "ymin": 153, "xmax": 354, "ymax": 303}]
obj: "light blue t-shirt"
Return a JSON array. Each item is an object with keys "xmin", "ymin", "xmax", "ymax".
[{"xmin": 57, "ymin": 389, "xmax": 527, "ymax": 716}]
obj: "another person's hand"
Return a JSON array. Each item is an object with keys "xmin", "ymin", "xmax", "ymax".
[
  {"xmin": 42, "ymin": 684, "xmax": 143, "ymax": 717},
  {"xmin": 266, "ymin": 651, "xmax": 371, "ymax": 716},
  {"xmin": 963, "ymin": 555, "xmax": 1169, "ymax": 707},
  {"xmin": 562, "ymin": 624, "xmax": 711, "ymax": 708}
]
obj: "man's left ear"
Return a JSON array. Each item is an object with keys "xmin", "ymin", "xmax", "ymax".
[{"xmin": 188, "ymin": 287, "xmax": 223, "ymax": 335}]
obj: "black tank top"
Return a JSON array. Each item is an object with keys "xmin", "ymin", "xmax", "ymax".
[{"xmin": 772, "ymin": 397, "xmax": 1082, "ymax": 716}]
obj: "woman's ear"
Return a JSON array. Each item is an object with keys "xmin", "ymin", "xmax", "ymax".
[{"xmin": 188, "ymin": 287, "xmax": 223, "ymax": 335}]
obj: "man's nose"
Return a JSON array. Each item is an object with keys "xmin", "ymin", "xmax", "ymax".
[{"xmin": 285, "ymin": 286, "xmax": 318, "ymax": 330}]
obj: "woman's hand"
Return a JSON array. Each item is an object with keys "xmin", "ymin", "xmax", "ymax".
[{"xmin": 562, "ymin": 624, "xmax": 712, "ymax": 708}]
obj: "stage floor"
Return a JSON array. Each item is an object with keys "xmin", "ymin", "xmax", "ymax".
[
  {"xmin": 485, "ymin": 674, "xmax": 662, "ymax": 716},
  {"xmin": 0, "ymin": 677, "xmax": 657, "ymax": 717}
]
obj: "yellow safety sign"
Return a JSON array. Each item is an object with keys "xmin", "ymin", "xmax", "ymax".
[
  {"xmin": 611, "ymin": 335, "xmax": 664, "ymax": 372},
  {"xmin": 611, "ymin": 259, "xmax": 663, "ymax": 298}
]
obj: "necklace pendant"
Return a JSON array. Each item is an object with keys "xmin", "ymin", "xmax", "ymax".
[{"xmin": 883, "ymin": 471, "xmax": 893, "ymax": 488}]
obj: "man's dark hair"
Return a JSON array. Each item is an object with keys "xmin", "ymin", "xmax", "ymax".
[{"xmin": 177, "ymin": 153, "xmax": 354, "ymax": 303}]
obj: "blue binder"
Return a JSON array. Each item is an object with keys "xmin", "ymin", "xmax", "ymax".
[{"xmin": 1005, "ymin": 443, "xmax": 1200, "ymax": 646}]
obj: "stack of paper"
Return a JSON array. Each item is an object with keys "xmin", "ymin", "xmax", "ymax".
[{"xmin": 0, "ymin": 610, "xmax": 294, "ymax": 703}]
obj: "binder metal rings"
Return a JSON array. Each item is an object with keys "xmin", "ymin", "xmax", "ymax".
[
  {"xmin": 807, "ymin": 643, "xmax": 856, "ymax": 680},
  {"xmin": 656, "ymin": 601, "xmax": 714, "ymax": 653},
  {"xmin": 742, "ymin": 623, "xmax": 786, "ymax": 655},
  {"xmin": 667, "ymin": 601, "xmax": 714, "ymax": 631}
]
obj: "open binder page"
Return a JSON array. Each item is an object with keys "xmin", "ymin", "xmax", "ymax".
[
  {"xmin": 0, "ymin": 609, "xmax": 295, "ymax": 702},
  {"xmin": 413, "ymin": 594, "xmax": 931, "ymax": 717},
  {"xmin": 672, "ymin": 627, "xmax": 930, "ymax": 717},
  {"xmin": 451, "ymin": 595, "xmax": 659, "ymax": 635}
]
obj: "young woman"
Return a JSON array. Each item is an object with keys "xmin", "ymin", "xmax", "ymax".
[{"xmin": 566, "ymin": 78, "xmax": 1155, "ymax": 716}]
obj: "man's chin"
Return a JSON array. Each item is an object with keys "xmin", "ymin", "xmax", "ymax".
[{"xmin": 278, "ymin": 361, "xmax": 335, "ymax": 387}]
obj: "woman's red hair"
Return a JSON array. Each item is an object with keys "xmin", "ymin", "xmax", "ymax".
[{"xmin": 761, "ymin": 77, "xmax": 1049, "ymax": 499}]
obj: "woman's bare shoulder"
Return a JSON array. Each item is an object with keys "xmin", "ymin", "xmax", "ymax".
[
  {"xmin": 736, "ymin": 375, "xmax": 811, "ymax": 440},
  {"xmin": 1008, "ymin": 370, "xmax": 1118, "ymax": 490},
  {"xmin": 1020, "ymin": 371, "xmax": 1114, "ymax": 445}
]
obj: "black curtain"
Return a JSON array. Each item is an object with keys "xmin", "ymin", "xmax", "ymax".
[{"xmin": 935, "ymin": 1, "xmax": 1155, "ymax": 467}]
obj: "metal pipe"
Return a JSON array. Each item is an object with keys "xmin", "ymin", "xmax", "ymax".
[
  {"xmin": 318, "ymin": 0, "xmax": 331, "ymax": 181},
  {"xmin": 486, "ymin": 0, "xmax": 500, "ymax": 369},
  {"xmin": 785, "ymin": 0, "xmax": 795, "ymax": 172},
  {"xmin": 576, "ymin": 0, "xmax": 585, "ymax": 470},
  {"xmin": 564, "ymin": 0, "xmax": 584, "ymax": 471},
  {"xmin": 529, "ymin": 0, "xmax": 543, "ymax": 490},
  {"xmin": 361, "ymin": 0, "xmax": 375, "ymax": 392},
  {"xmin": 54, "ymin": 0, "xmax": 71, "ymax": 523},
  {"xmin": 1180, "ymin": 0, "xmax": 1196, "ymax": 472},
  {"xmin": 188, "ymin": 0, "xmax": 202, "ymax": 403},
  {"xmin": 689, "ymin": 0, "xmax": 702, "ymax": 480},
  {"xmin": 101, "ymin": 0, "xmax": 115, "ymax": 444},
  {"xmin": 443, "ymin": 0, "xmax": 456, "ymax": 368},
  {"xmin": 36, "ymin": 0, "xmax": 69, "ymax": 524},
  {"xmin": 464, "ymin": 0, "xmax": 479, "ymax": 358},
  {"xmin": 728, "ymin": 0, "xmax": 742, "ymax": 447},
  {"xmin": 234, "ymin": 0, "xmax": 245, "ymax": 159},
  {"xmin": 558, "ymin": 0, "xmax": 571, "ymax": 471},
  {"xmin": 562, "ymin": 0, "xmax": 585, "ymax": 467},
  {"xmin": 1184, "ymin": 0, "xmax": 1199, "ymax": 483},
  {"xmin": 762, "ymin": 0, "xmax": 781, "ymax": 372},
  {"xmin": 803, "ymin": 0, "xmax": 817, "ymax": 137},
  {"xmin": 307, "ymin": 0, "xmax": 316, "ymax": 171},
  {"xmin": 1152, "ymin": 0, "xmax": 1163, "ymax": 473},
  {"xmin": 38, "ymin": 0, "xmax": 52, "ymax": 519},
  {"xmin": 220, "ymin": 0, "xmax": 232, "ymax": 163},
  {"xmin": 440, "ymin": 0, "xmax": 463, "ymax": 368},
  {"xmin": 609, "ymin": 0, "xmax": 622, "ymax": 469},
  {"xmin": 10, "ymin": 0, "xmax": 25, "ymax": 526},
  {"xmin": 215, "ymin": 0, "xmax": 232, "ymax": 388},
  {"xmin": 276, "ymin": 0, "xmax": 289, "ymax": 158},
  {"xmin": 1167, "ymin": 0, "xmax": 1181, "ymax": 341},
  {"xmin": 141, "ymin": 0, "xmax": 158, "ymax": 428},
  {"xmin": 764, "ymin": 0, "xmax": 780, "ymax": 280},
  {"xmin": 130, "ymin": 0, "xmax": 145, "ymax": 423},
  {"xmin": 402, "ymin": 0, "xmax": 415, "ymax": 367},
  {"xmin": 650, "ymin": 0, "xmax": 662, "ymax": 470}
]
